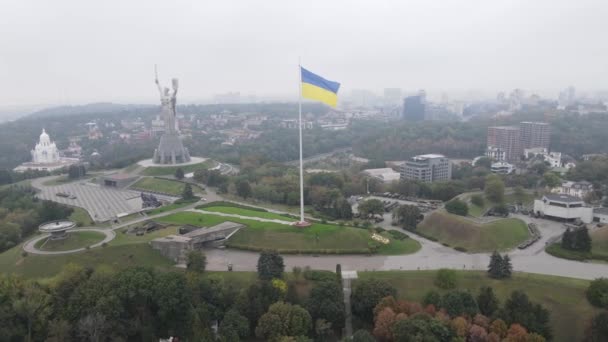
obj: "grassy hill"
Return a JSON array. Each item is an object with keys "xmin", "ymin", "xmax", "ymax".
[
  {"xmin": 160, "ymin": 211, "xmax": 421, "ymax": 255},
  {"xmin": 546, "ymin": 226, "xmax": 608, "ymax": 261},
  {"xmin": 140, "ymin": 160, "xmax": 214, "ymax": 176},
  {"xmin": 417, "ymin": 211, "xmax": 529, "ymax": 252},
  {"xmin": 465, "ymin": 191, "xmax": 534, "ymax": 217},
  {"xmin": 356, "ymin": 270, "xmax": 599, "ymax": 342}
]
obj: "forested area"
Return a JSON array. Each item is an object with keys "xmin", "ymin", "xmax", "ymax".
[{"xmin": 0, "ymin": 186, "xmax": 74, "ymax": 252}]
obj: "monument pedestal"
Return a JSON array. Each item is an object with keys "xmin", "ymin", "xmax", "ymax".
[{"xmin": 153, "ymin": 133, "xmax": 191, "ymax": 164}]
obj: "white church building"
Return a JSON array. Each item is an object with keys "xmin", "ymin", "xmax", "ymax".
[{"xmin": 14, "ymin": 129, "xmax": 79, "ymax": 172}]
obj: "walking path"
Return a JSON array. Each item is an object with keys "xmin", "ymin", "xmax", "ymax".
[
  {"xmin": 187, "ymin": 208, "xmax": 294, "ymax": 225},
  {"xmin": 20, "ymin": 180, "xmax": 608, "ymax": 280},
  {"xmin": 23, "ymin": 228, "xmax": 115, "ymax": 255}
]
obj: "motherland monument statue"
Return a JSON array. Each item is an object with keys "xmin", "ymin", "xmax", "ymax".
[{"xmin": 153, "ymin": 65, "xmax": 191, "ymax": 164}]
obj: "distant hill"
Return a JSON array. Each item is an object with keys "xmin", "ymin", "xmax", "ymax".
[{"xmin": 26, "ymin": 103, "xmax": 156, "ymax": 119}]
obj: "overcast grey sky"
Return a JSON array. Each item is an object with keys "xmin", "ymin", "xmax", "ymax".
[{"xmin": 1, "ymin": 0, "xmax": 607, "ymax": 106}]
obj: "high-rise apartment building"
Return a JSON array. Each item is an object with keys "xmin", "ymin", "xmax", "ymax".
[
  {"xmin": 400, "ymin": 154, "xmax": 451, "ymax": 182},
  {"xmin": 402, "ymin": 90, "xmax": 426, "ymax": 121},
  {"xmin": 520, "ymin": 121, "xmax": 550, "ymax": 149},
  {"xmin": 487, "ymin": 126, "xmax": 521, "ymax": 162}
]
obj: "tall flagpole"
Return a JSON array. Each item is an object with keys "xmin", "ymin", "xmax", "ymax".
[{"xmin": 298, "ymin": 58, "xmax": 306, "ymax": 224}]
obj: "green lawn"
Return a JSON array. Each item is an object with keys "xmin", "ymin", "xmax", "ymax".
[
  {"xmin": 417, "ymin": 211, "xmax": 530, "ymax": 252},
  {"xmin": 69, "ymin": 207, "xmax": 94, "ymax": 226},
  {"xmin": 199, "ymin": 205, "xmax": 298, "ymax": 222},
  {"xmin": 356, "ymin": 270, "xmax": 599, "ymax": 342},
  {"xmin": 131, "ymin": 177, "xmax": 188, "ymax": 196},
  {"xmin": 546, "ymin": 227, "xmax": 608, "ymax": 262},
  {"xmin": 146, "ymin": 199, "xmax": 199, "ymax": 215},
  {"xmin": 159, "ymin": 211, "xmax": 420, "ymax": 255},
  {"xmin": 140, "ymin": 160, "xmax": 214, "ymax": 176},
  {"xmin": 466, "ymin": 191, "xmax": 535, "ymax": 218},
  {"xmin": 0, "ymin": 243, "xmax": 174, "ymax": 279},
  {"xmin": 34, "ymin": 231, "xmax": 106, "ymax": 251}
]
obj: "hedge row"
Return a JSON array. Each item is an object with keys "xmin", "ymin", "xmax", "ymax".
[
  {"xmin": 545, "ymin": 243, "xmax": 608, "ymax": 262},
  {"xmin": 197, "ymin": 201, "xmax": 268, "ymax": 212},
  {"xmin": 225, "ymin": 243, "xmax": 372, "ymax": 255},
  {"xmin": 387, "ymin": 230, "xmax": 409, "ymax": 241}
]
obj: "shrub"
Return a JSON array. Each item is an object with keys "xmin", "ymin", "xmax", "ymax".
[
  {"xmin": 442, "ymin": 242, "xmax": 451, "ymax": 247},
  {"xmin": 586, "ymin": 278, "xmax": 608, "ymax": 308},
  {"xmin": 21, "ymin": 251, "xmax": 28, "ymax": 257},
  {"xmin": 471, "ymin": 194, "xmax": 484, "ymax": 207},
  {"xmin": 445, "ymin": 199, "xmax": 469, "ymax": 216},
  {"xmin": 101, "ymin": 242, "xmax": 108, "ymax": 248},
  {"xmin": 303, "ymin": 270, "xmax": 337, "ymax": 282},
  {"xmin": 387, "ymin": 230, "xmax": 409, "ymax": 240},
  {"xmin": 434, "ymin": 268, "xmax": 458, "ymax": 289},
  {"xmin": 454, "ymin": 246, "xmax": 467, "ymax": 252}
]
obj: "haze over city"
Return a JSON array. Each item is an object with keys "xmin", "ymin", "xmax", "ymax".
[{"xmin": 3, "ymin": 0, "xmax": 608, "ymax": 108}]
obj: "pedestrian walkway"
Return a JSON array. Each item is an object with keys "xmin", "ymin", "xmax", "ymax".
[
  {"xmin": 187, "ymin": 208, "xmax": 294, "ymax": 225},
  {"xmin": 341, "ymin": 270, "xmax": 358, "ymax": 338}
]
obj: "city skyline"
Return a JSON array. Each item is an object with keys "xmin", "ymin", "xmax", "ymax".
[{"xmin": 3, "ymin": 0, "xmax": 608, "ymax": 107}]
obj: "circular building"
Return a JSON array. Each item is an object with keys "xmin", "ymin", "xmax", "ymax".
[{"xmin": 39, "ymin": 220, "xmax": 76, "ymax": 240}]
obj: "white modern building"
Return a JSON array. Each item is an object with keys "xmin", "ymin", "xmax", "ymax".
[
  {"xmin": 485, "ymin": 146, "xmax": 506, "ymax": 161},
  {"xmin": 14, "ymin": 129, "xmax": 79, "ymax": 172},
  {"xmin": 491, "ymin": 161, "xmax": 515, "ymax": 174},
  {"xmin": 552, "ymin": 181, "xmax": 594, "ymax": 199},
  {"xmin": 524, "ymin": 147, "xmax": 562, "ymax": 168},
  {"xmin": 594, "ymin": 208, "xmax": 608, "ymax": 224},
  {"xmin": 400, "ymin": 154, "xmax": 452, "ymax": 183},
  {"xmin": 533, "ymin": 194, "xmax": 593, "ymax": 223},
  {"xmin": 362, "ymin": 168, "xmax": 401, "ymax": 183}
]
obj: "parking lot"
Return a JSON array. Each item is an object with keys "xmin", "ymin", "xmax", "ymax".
[{"xmin": 36, "ymin": 181, "xmax": 145, "ymax": 222}]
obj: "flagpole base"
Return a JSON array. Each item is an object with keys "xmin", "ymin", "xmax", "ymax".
[{"xmin": 292, "ymin": 221, "xmax": 312, "ymax": 228}]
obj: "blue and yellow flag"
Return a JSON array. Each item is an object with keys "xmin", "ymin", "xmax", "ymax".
[{"xmin": 301, "ymin": 67, "xmax": 340, "ymax": 107}]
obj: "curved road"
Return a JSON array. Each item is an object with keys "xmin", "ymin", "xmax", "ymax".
[
  {"xmin": 23, "ymin": 228, "xmax": 115, "ymax": 255},
  {"xmin": 22, "ymin": 178, "xmax": 608, "ymax": 280}
]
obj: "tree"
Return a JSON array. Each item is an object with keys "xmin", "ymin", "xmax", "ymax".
[
  {"xmin": 236, "ymin": 180, "xmax": 252, "ymax": 199},
  {"xmin": 68, "ymin": 164, "xmax": 86, "ymax": 179},
  {"xmin": 352, "ymin": 329, "xmax": 376, "ymax": 342},
  {"xmin": 543, "ymin": 172, "xmax": 562, "ymax": 188},
  {"xmin": 12, "ymin": 283, "xmax": 49, "ymax": 342},
  {"xmin": 471, "ymin": 194, "xmax": 484, "ymax": 207},
  {"xmin": 440, "ymin": 290, "xmax": 479, "ymax": 317},
  {"xmin": 373, "ymin": 307, "xmax": 396, "ymax": 341},
  {"xmin": 476, "ymin": 157, "xmax": 492, "ymax": 169},
  {"xmin": 502, "ymin": 291, "xmax": 552, "ymax": 340},
  {"xmin": 434, "ymin": 268, "xmax": 458, "ymax": 289},
  {"xmin": 392, "ymin": 204, "xmax": 421, "ymax": 229},
  {"xmin": 501, "ymin": 255, "xmax": 513, "ymax": 279},
  {"xmin": 484, "ymin": 175, "xmax": 505, "ymax": 203},
  {"xmin": 219, "ymin": 309, "xmax": 249, "ymax": 342},
  {"xmin": 182, "ymin": 183, "xmax": 194, "ymax": 200},
  {"xmin": 186, "ymin": 250, "xmax": 206, "ymax": 273},
  {"xmin": 255, "ymin": 302, "xmax": 312, "ymax": 341},
  {"xmin": 488, "ymin": 251, "xmax": 504, "ymax": 279},
  {"xmin": 477, "ymin": 286, "xmax": 499, "ymax": 316},
  {"xmin": 175, "ymin": 168, "xmax": 185, "ymax": 180},
  {"xmin": 306, "ymin": 280, "xmax": 345, "ymax": 331},
  {"xmin": 585, "ymin": 311, "xmax": 608, "ymax": 342},
  {"xmin": 445, "ymin": 199, "xmax": 469, "ymax": 216},
  {"xmin": 586, "ymin": 278, "xmax": 608, "ymax": 308},
  {"xmin": 351, "ymin": 279, "xmax": 397, "ymax": 323},
  {"xmin": 422, "ymin": 290, "xmax": 442, "ymax": 307},
  {"xmin": 513, "ymin": 186, "xmax": 526, "ymax": 204},
  {"xmin": 391, "ymin": 316, "xmax": 451, "ymax": 342},
  {"xmin": 358, "ymin": 199, "xmax": 384, "ymax": 218},
  {"xmin": 334, "ymin": 198, "xmax": 353, "ymax": 220},
  {"xmin": 257, "ymin": 250, "xmax": 285, "ymax": 280}
]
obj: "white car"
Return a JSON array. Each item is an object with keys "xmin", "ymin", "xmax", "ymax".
[{"xmin": 201, "ymin": 198, "xmax": 207, "ymax": 201}]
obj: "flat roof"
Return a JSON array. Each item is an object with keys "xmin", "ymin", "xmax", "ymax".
[
  {"xmin": 594, "ymin": 207, "xmax": 608, "ymax": 215},
  {"xmin": 103, "ymin": 173, "xmax": 135, "ymax": 180},
  {"xmin": 184, "ymin": 221, "xmax": 245, "ymax": 238},
  {"xmin": 543, "ymin": 194, "xmax": 584, "ymax": 203},
  {"xmin": 414, "ymin": 154, "xmax": 446, "ymax": 159}
]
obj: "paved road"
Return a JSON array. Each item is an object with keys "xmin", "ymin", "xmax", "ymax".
[
  {"xmin": 23, "ymin": 228, "xmax": 116, "ymax": 255},
  {"xmin": 21, "ymin": 181, "xmax": 608, "ymax": 280}
]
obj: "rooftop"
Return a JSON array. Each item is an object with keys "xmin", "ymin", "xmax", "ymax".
[
  {"xmin": 412, "ymin": 154, "xmax": 446, "ymax": 160},
  {"xmin": 543, "ymin": 194, "xmax": 585, "ymax": 203},
  {"xmin": 594, "ymin": 207, "xmax": 608, "ymax": 215}
]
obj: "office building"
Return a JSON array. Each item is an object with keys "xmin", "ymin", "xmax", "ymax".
[
  {"xmin": 487, "ymin": 126, "xmax": 521, "ymax": 162},
  {"xmin": 520, "ymin": 121, "xmax": 550, "ymax": 149},
  {"xmin": 400, "ymin": 154, "xmax": 451, "ymax": 182},
  {"xmin": 402, "ymin": 90, "xmax": 426, "ymax": 121}
]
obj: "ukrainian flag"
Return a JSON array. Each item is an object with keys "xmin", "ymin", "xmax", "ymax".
[{"xmin": 301, "ymin": 67, "xmax": 341, "ymax": 107}]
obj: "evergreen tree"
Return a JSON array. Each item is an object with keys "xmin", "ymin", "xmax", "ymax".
[
  {"xmin": 577, "ymin": 227, "xmax": 592, "ymax": 253},
  {"xmin": 561, "ymin": 228, "xmax": 573, "ymax": 249},
  {"xmin": 477, "ymin": 286, "xmax": 499, "ymax": 316},
  {"xmin": 488, "ymin": 251, "xmax": 503, "ymax": 278},
  {"xmin": 501, "ymin": 255, "xmax": 513, "ymax": 279},
  {"xmin": 174, "ymin": 168, "xmax": 185, "ymax": 180},
  {"xmin": 257, "ymin": 250, "xmax": 285, "ymax": 280},
  {"xmin": 182, "ymin": 183, "xmax": 194, "ymax": 200}
]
